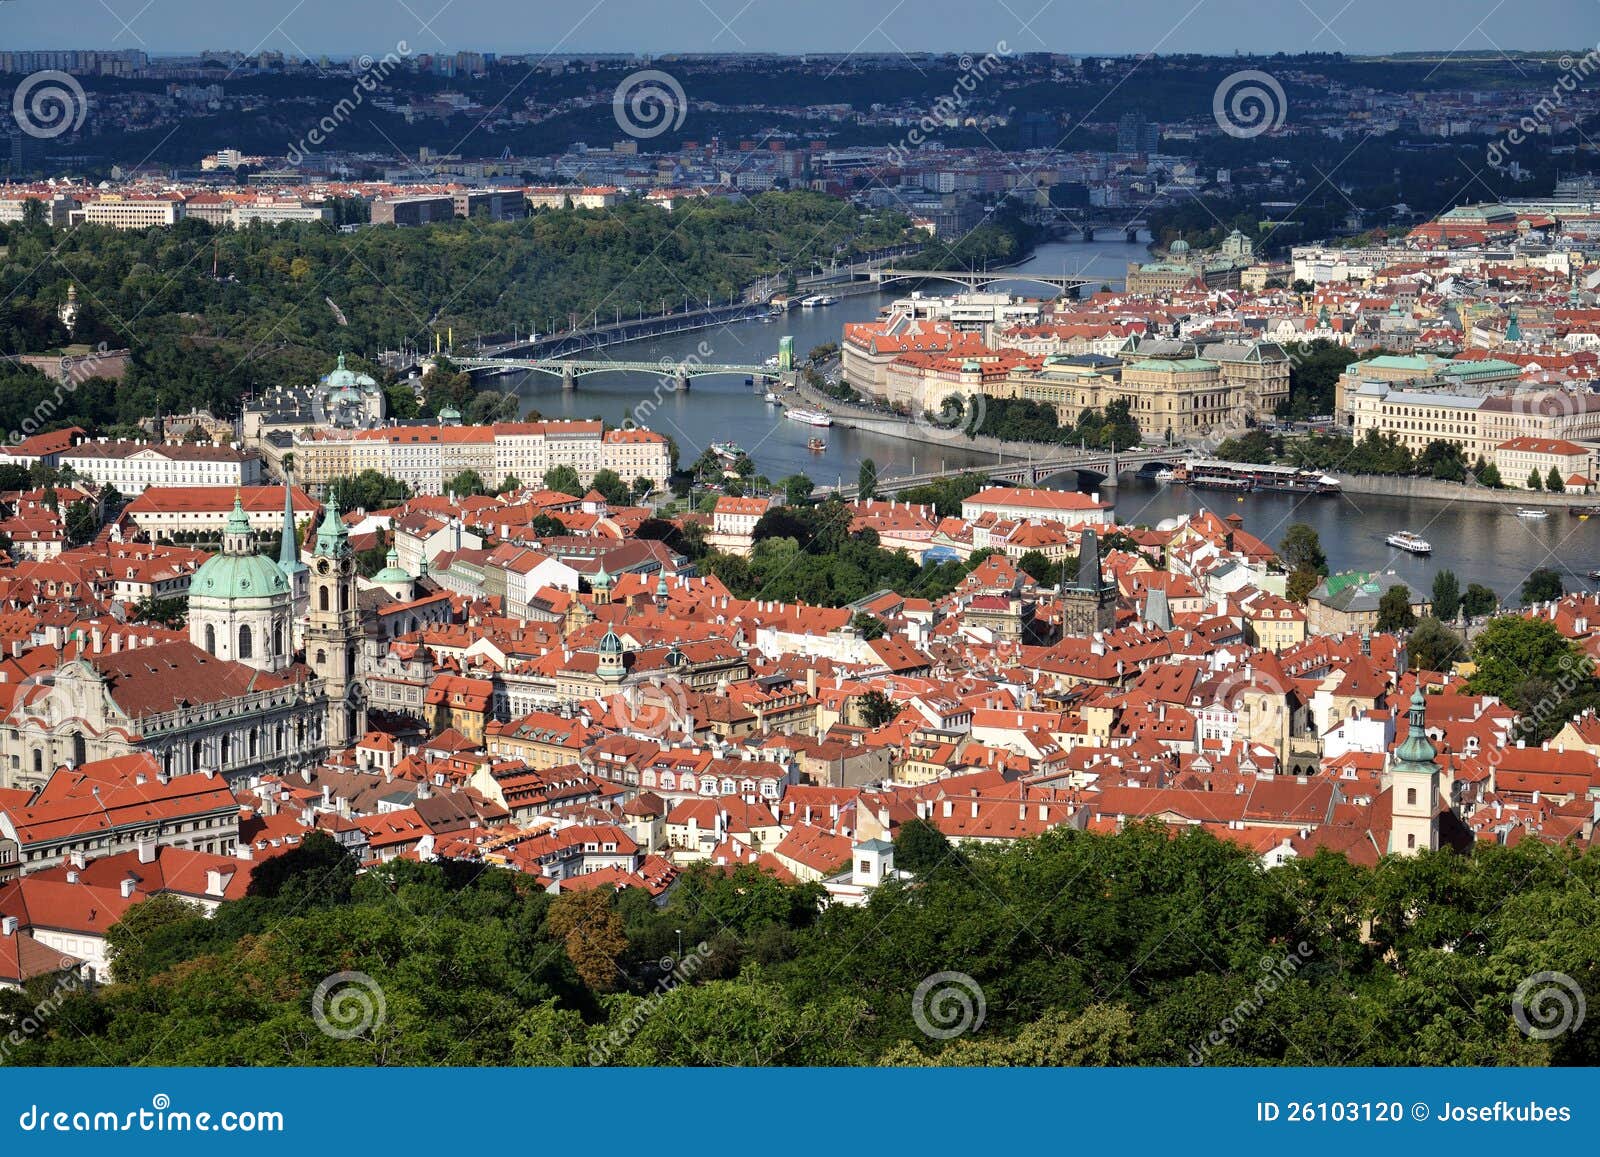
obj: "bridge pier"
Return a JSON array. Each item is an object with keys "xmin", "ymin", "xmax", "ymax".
[
  {"xmin": 1081, "ymin": 226, "xmax": 1094, "ymax": 242},
  {"xmin": 561, "ymin": 366, "xmax": 576, "ymax": 390},
  {"xmin": 673, "ymin": 372, "xmax": 690, "ymax": 392},
  {"xmin": 1126, "ymin": 228, "xmax": 1139, "ymax": 244}
]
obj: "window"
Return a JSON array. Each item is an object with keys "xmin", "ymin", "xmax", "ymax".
[
  {"xmin": 238, "ymin": 625, "xmax": 253, "ymax": 659},
  {"xmin": 1407, "ymin": 833, "xmax": 1416, "ymax": 850},
  {"xmin": 1406, "ymin": 787, "xmax": 1417, "ymax": 805},
  {"xmin": 319, "ymin": 587, "xmax": 329, "ymax": 612}
]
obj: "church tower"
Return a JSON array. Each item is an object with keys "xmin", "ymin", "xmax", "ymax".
[
  {"xmin": 278, "ymin": 475, "xmax": 309, "ymax": 649},
  {"xmin": 305, "ymin": 497, "xmax": 365, "ymax": 748},
  {"xmin": 1388, "ymin": 688, "xmax": 1440, "ymax": 856},
  {"xmin": 1059, "ymin": 529, "xmax": 1118, "ymax": 637}
]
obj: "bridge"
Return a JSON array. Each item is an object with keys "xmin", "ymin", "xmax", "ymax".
[
  {"xmin": 870, "ymin": 268, "xmax": 1097, "ymax": 295},
  {"xmin": 456, "ymin": 356, "xmax": 787, "ymax": 391},
  {"xmin": 816, "ymin": 446, "xmax": 1185, "ymax": 501},
  {"xmin": 1020, "ymin": 207, "xmax": 1149, "ymax": 243}
]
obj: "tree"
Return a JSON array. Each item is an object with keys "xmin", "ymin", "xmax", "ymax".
[
  {"xmin": 131, "ymin": 596, "xmax": 185, "ymax": 627},
  {"xmin": 544, "ymin": 465, "xmax": 583, "ymax": 496},
  {"xmin": 546, "ymin": 889, "xmax": 628, "ymax": 993},
  {"xmin": 1015, "ymin": 550, "xmax": 1058, "ymax": 585},
  {"xmin": 1278, "ymin": 523, "xmax": 1327, "ymax": 576},
  {"xmin": 782, "ymin": 473, "xmax": 814, "ymax": 505},
  {"xmin": 1477, "ymin": 462, "xmax": 1504, "ymax": 489},
  {"xmin": 590, "ymin": 468, "xmax": 630, "ymax": 506},
  {"xmin": 1286, "ymin": 567, "xmax": 1321, "ymax": 605},
  {"xmin": 858, "ymin": 458, "xmax": 879, "ymax": 502},
  {"xmin": 443, "ymin": 468, "xmax": 489, "ymax": 497},
  {"xmin": 330, "ymin": 470, "xmax": 409, "ymax": 512},
  {"xmin": 1522, "ymin": 567, "xmax": 1564, "ymax": 606},
  {"xmin": 858, "ymin": 689, "xmax": 900, "ymax": 728},
  {"xmin": 1376, "ymin": 585, "xmax": 1416, "ymax": 633},
  {"xmin": 1528, "ymin": 469, "xmax": 1543, "ymax": 491},
  {"xmin": 1549, "ymin": 465, "xmax": 1567, "ymax": 493},
  {"xmin": 1463, "ymin": 583, "xmax": 1498, "ymax": 619},
  {"xmin": 1467, "ymin": 615, "xmax": 1591, "ymax": 705},
  {"xmin": 1418, "ymin": 440, "xmax": 1466, "ymax": 482},
  {"xmin": 850, "ymin": 611, "xmax": 886, "ymax": 640},
  {"xmin": 1431, "ymin": 569, "xmax": 1461, "ymax": 622},
  {"xmin": 65, "ymin": 500, "xmax": 98, "ymax": 546},
  {"xmin": 1408, "ymin": 616, "xmax": 1465, "ymax": 673},
  {"xmin": 893, "ymin": 818, "xmax": 957, "ymax": 876},
  {"xmin": 631, "ymin": 476, "xmax": 654, "ymax": 502}
]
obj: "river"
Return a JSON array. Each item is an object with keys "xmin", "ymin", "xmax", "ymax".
[{"xmin": 501, "ymin": 236, "xmax": 1599, "ymax": 597}]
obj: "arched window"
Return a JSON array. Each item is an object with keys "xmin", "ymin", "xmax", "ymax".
[
  {"xmin": 238, "ymin": 625, "xmax": 253, "ymax": 659},
  {"xmin": 248, "ymin": 727, "xmax": 259, "ymax": 758},
  {"xmin": 31, "ymin": 749, "xmax": 42, "ymax": 774},
  {"xmin": 319, "ymin": 586, "xmax": 329, "ymax": 612},
  {"xmin": 220, "ymin": 735, "xmax": 231, "ymax": 764},
  {"xmin": 204, "ymin": 623, "xmax": 216, "ymax": 653},
  {"xmin": 273, "ymin": 623, "xmax": 284, "ymax": 655},
  {"xmin": 315, "ymin": 649, "xmax": 327, "ymax": 667},
  {"xmin": 191, "ymin": 739, "xmax": 203, "ymax": 770}
]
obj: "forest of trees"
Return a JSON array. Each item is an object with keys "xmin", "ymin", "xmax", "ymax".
[
  {"xmin": 6, "ymin": 821, "xmax": 1599, "ymax": 1066},
  {"xmin": 0, "ymin": 192, "xmax": 917, "ymax": 433}
]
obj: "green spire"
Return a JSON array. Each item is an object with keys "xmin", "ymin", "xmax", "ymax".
[
  {"xmin": 278, "ymin": 481, "xmax": 304, "ymax": 574},
  {"xmin": 1393, "ymin": 688, "xmax": 1437, "ymax": 772},
  {"xmin": 1505, "ymin": 307, "xmax": 1522, "ymax": 344},
  {"xmin": 315, "ymin": 495, "xmax": 351, "ymax": 558},
  {"xmin": 224, "ymin": 493, "xmax": 252, "ymax": 535}
]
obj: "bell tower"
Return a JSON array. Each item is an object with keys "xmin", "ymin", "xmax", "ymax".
[
  {"xmin": 1388, "ymin": 689, "xmax": 1440, "ymax": 856},
  {"xmin": 306, "ymin": 497, "xmax": 364, "ymax": 748}
]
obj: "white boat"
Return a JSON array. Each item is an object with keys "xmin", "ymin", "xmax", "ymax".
[
  {"xmin": 764, "ymin": 390, "xmax": 781, "ymax": 403},
  {"xmin": 1153, "ymin": 468, "xmax": 1176, "ymax": 484},
  {"xmin": 800, "ymin": 295, "xmax": 825, "ymax": 308},
  {"xmin": 784, "ymin": 408, "xmax": 833, "ymax": 427},
  {"xmin": 763, "ymin": 355, "xmax": 780, "ymax": 368},
  {"xmin": 1386, "ymin": 530, "xmax": 1432, "ymax": 554},
  {"xmin": 1516, "ymin": 507, "xmax": 1549, "ymax": 519}
]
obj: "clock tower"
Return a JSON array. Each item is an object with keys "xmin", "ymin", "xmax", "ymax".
[{"xmin": 306, "ymin": 497, "xmax": 365, "ymax": 748}]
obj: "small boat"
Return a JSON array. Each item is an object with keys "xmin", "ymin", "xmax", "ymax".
[
  {"xmin": 710, "ymin": 441, "xmax": 745, "ymax": 461},
  {"xmin": 784, "ymin": 408, "xmax": 833, "ymax": 427},
  {"xmin": 808, "ymin": 437, "xmax": 827, "ymax": 452},
  {"xmin": 763, "ymin": 355, "xmax": 780, "ymax": 368},
  {"xmin": 1570, "ymin": 504, "xmax": 1600, "ymax": 517},
  {"xmin": 1516, "ymin": 507, "xmax": 1549, "ymax": 519},
  {"xmin": 1386, "ymin": 530, "xmax": 1432, "ymax": 554},
  {"xmin": 1153, "ymin": 468, "xmax": 1176, "ymax": 484},
  {"xmin": 1589, "ymin": 569, "xmax": 1600, "ymax": 581},
  {"xmin": 764, "ymin": 390, "xmax": 781, "ymax": 403},
  {"xmin": 800, "ymin": 295, "xmax": 825, "ymax": 308}
]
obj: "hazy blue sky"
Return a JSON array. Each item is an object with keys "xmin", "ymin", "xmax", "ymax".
[{"xmin": 4, "ymin": 0, "xmax": 1595, "ymax": 57}]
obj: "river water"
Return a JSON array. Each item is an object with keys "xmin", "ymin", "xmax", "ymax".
[{"xmin": 505, "ymin": 237, "xmax": 1600, "ymax": 598}]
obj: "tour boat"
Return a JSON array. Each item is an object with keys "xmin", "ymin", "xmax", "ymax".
[
  {"xmin": 1153, "ymin": 468, "xmax": 1177, "ymax": 484},
  {"xmin": 808, "ymin": 437, "xmax": 827, "ymax": 452},
  {"xmin": 1516, "ymin": 507, "xmax": 1549, "ymax": 519},
  {"xmin": 710, "ymin": 441, "xmax": 745, "ymax": 461},
  {"xmin": 764, "ymin": 390, "xmax": 782, "ymax": 403},
  {"xmin": 1386, "ymin": 530, "xmax": 1432, "ymax": 554},
  {"xmin": 784, "ymin": 408, "xmax": 833, "ymax": 427}
]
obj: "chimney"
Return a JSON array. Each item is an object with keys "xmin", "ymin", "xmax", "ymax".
[
  {"xmin": 119, "ymin": 877, "xmax": 137, "ymax": 899},
  {"xmin": 65, "ymin": 870, "xmax": 79, "ymax": 884},
  {"xmin": 68, "ymin": 851, "xmax": 86, "ymax": 870},
  {"xmin": 137, "ymin": 839, "xmax": 156, "ymax": 864},
  {"xmin": 0, "ymin": 916, "xmax": 15, "ymax": 936}
]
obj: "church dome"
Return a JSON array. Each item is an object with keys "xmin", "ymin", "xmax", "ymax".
[
  {"xmin": 599, "ymin": 629, "xmax": 624, "ymax": 654},
  {"xmin": 1169, "ymin": 238, "xmax": 1191, "ymax": 256},
  {"xmin": 191, "ymin": 552, "xmax": 290, "ymax": 600},
  {"xmin": 371, "ymin": 548, "xmax": 412, "ymax": 586}
]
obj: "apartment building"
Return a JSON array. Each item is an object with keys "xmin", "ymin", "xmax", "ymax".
[
  {"xmin": 78, "ymin": 194, "xmax": 186, "ymax": 229},
  {"xmin": 60, "ymin": 439, "xmax": 264, "ymax": 495}
]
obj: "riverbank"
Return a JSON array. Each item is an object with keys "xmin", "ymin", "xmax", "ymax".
[{"xmin": 1331, "ymin": 472, "xmax": 1598, "ymax": 508}]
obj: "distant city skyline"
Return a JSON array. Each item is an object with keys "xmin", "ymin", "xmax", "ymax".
[{"xmin": 0, "ymin": 0, "xmax": 1590, "ymax": 58}]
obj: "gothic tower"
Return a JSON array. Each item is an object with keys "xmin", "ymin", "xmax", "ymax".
[
  {"xmin": 1388, "ymin": 688, "xmax": 1440, "ymax": 856},
  {"xmin": 1059, "ymin": 529, "xmax": 1118, "ymax": 637},
  {"xmin": 306, "ymin": 497, "xmax": 365, "ymax": 748}
]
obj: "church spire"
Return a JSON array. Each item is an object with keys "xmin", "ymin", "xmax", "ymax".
[
  {"xmin": 315, "ymin": 494, "xmax": 350, "ymax": 558},
  {"xmin": 278, "ymin": 475, "xmax": 304, "ymax": 574}
]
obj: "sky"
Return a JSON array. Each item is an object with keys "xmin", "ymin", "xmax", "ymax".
[{"xmin": 4, "ymin": 0, "xmax": 1595, "ymax": 58}]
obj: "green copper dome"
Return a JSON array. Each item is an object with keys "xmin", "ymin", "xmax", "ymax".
[
  {"xmin": 192, "ymin": 552, "xmax": 290, "ymax": 600},
  {"xmin": 372, "ymin": 548, "xmax": 412, "ymax": 586},
  {"xmin": 1393, "ymin": 689, "xmax": 1438, "ymax": 773}
]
